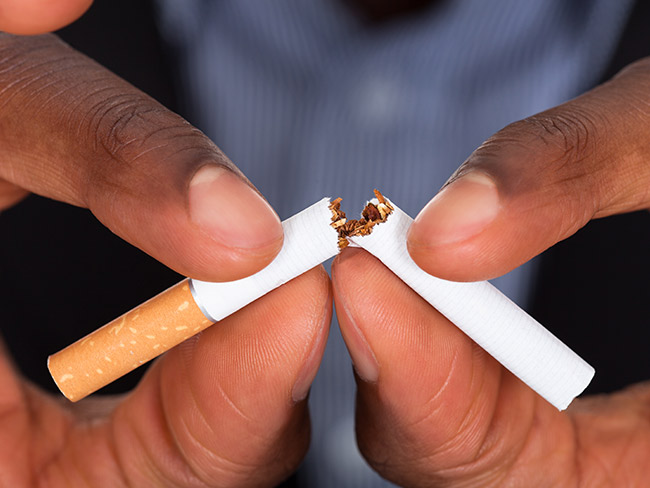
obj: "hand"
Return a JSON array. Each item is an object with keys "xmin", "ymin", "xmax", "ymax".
[
  {"xmin": 0, "ymin": 0, "xmax": 93, "ymax": 34},
  {"xmin": 0, "ymin": 33, "xmax": 284, "ymax": 282},
  {"xmin": 0, "ymin": 33, "xmax": 331, "ymax": 486},
  {"xmin": 2, "ymin": 267, "xmax": 330, "ymax": 486},
  {"xmin": 333, "ymin": 58, "xmax": 650, "ymax": 486}
]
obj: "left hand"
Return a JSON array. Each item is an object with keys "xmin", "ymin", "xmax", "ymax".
[
  {"xmin": 333, "ymin": 249, "xmax": 650, "ymax": 487},
  {"xmin": 333, "ymin": 57, "xmax": 650, "ymax": 486}
]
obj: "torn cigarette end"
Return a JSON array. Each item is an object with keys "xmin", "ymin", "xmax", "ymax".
[
  {"xmin": 329, "ymin": 189, "xmax": 394, "ymax": 249},
  {"xmin": 48, "ymin": 279, "xmax": 211, "ymax": 401}
]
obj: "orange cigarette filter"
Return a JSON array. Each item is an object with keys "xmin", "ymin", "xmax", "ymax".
[{"xmin": 48, "ymin": 279, "xmax": 211, "ymax": 402}]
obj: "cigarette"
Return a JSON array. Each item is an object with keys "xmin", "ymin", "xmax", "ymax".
[
  {"xmin": 348, "ymin": 197, "xmax": 595, "ymax": 411},
  {"xmin": 48, "ymin": 198, "xmax": 339, "ymax": 401},
  {"xmin": 49, "ymin": 191, "xmax": 594, "ymax": 410}
]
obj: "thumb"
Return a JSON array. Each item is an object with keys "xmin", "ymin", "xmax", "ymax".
[
  {"xmin": 107, "ymin": 267, "xmax": 332, "ymax": 487},
  {"xmin": 408, "ymin": 57, "xmax": 650, "ymax": 281},
  {"xmin": 0, "ymin": 0, "xmax": 93, "ymax": 34}
]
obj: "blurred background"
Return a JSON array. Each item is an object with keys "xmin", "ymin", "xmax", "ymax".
[{"xmin": 2, "ymin": 1, "xmax": 650, "ymax": 486}]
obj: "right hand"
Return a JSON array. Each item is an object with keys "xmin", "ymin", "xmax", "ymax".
[{"xmin": 0, "ymin": 32, "xmax": 331, "ymax": 487}]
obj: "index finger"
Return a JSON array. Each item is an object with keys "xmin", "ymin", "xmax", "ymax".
[
  {"xmin": 0, "ymin": 33, "xmax": 283, "ymax": 282},
  {"xmin": 407, "ymin": 58, "xmax": 650, "ymax": 282}
]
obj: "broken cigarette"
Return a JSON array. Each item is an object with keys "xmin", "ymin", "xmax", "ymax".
[
  {"xmin": 49, "ymin": 191, "xmax": 594, "ymax": 410},
  {"xmin": 348, "ymin": 197, "xmax": 595, "ymax": 411},
  {"xmin": 48, "ymin": 198, "xmax": 339, "ymax": 401}
]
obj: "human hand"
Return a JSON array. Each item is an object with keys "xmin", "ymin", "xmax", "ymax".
[
  {"xmin": 0, "ymin": 33, "xmax": 284, "ymax": 281},
  {"xmin": 333, "ymin": 58, "xmax": 650, "ymax": 486},
  {"xmin": 0, "ymin": 32, "xmax": 331, "ymax": 486},
  {"xmin": 2, "ymin": 266, "xmax": 330, "ymax": 486},
  {"xmin": 0, "ymin": 0, "xmax": 93, "ymax": 34}
]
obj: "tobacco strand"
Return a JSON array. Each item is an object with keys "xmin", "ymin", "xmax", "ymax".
[{"xmin": 329, "ymin": 189, "xmax": 394, "ymax": 249}]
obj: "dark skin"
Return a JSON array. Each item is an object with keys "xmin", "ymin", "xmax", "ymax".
[
  {"xmin": 334, "ymin": 249, "xmax": 650, "ymax": 487},
  {"xmin": 3, "ymin": 2, "xmax": 650, "ymax": 486}
]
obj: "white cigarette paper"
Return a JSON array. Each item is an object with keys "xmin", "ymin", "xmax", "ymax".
[
  {"xmin": 50, "ymin": 193, "xmax": 594, "ymax": 409},
  {"xmin": 350, "ymin": 199, "xmax": 595, "ymax": 411},
  {"xmin": 190, "ymin": 198, "xmax": 339, "ymax": 320}
]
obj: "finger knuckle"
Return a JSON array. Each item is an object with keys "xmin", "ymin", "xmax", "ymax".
[
  {"xmin": 87, "ymin": 92, "xmax": 229, "ymax": 175},
  {"xmin": 456, "ymin": 107, "xmax": 609, "ymax": 238},
  {"xmin": 465, "ymin": 107, "xmax": 605, "ymax": 191},
  {"xmin": 517, "ymin": 110, "xmax": 614, "ymax": 227},
  {"xmin": 82, "ymin": 91, "xmax": 206, "ymax": 197},
  {"xmin": 89, "ymin": 93, "xmax": 176, "ymax": 165},
  {"xmin": 515, "ymin": 110, "xmax": 600, "ymax": 171}
]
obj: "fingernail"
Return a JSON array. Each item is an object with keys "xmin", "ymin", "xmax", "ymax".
[
  {"xmin": 409, "ymin": 172, "xmax": 499, "ymax": 247},
  {"xmin": 189, "ymin": 165, "xmax": 283, "ymax": 250},
  {"xmin": 292, "ymin": 310, "xmax": 331, "ymax": 402}
]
